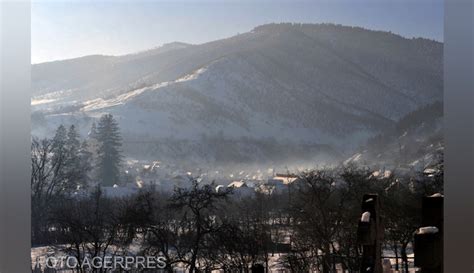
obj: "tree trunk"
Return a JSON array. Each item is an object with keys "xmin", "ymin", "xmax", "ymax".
[
  {"xmin": 265, "ymin": 255, "xmax": 269, "ymax": 273},
  {"xmin": 321, "ymin": 254, "xmax": 331, "ymax": 273},
  {"xmin": 394, "ymin": 242, "xmax": 399, "ymax": 271},
  {"xmin": 401, "ymin": 242, "xmax": 409, "ymax": 273},
  {"xmin": 189, "ymin": 259, "xmax": 197, "ymax": 273},
  {"xmin": 321, "ymin": 244, "xmax": 331, "ymax": 273}
]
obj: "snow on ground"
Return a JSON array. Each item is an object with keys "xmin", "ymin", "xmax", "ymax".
[{"xmin": 32, "ymin": 243, "xmax": 420, "ymax": 273}]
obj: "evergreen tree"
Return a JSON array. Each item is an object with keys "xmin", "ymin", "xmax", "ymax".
[
  {"xmin": 51, "ymin": 125, "xmax": 68, "ymax": 184},
  {"xmin": 96, "ymin": 114, "xmax": 123, "ymax": 186},
  {"xmin": 78, "ymin": 140, "xmax": 93, "ymax": 188},
  {"xmin": 65, "ymin": 125, "xmax": 82, "ymax": 188},
  {"xmin": 66, "ymin": 125, "xmax": 81, "ymax": 148},
  {"xmin": 87, "ymin": 122, "xmax": 100, "ymax": 166},
  {"xmin": 51, "ymin": 125, "xmax": 67, "ymax": 161},
  {"xmin": 66, "ymin": 125, "xmax": 81, "ymax": 164},
  {"xmin": 88, "ymin": 121, "xmax": 99, "ymax": 140}
]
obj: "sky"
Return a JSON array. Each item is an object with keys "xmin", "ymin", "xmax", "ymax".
[{"xmin": 32, "ymin": 0, "xmax": 444, "ymax": 64}]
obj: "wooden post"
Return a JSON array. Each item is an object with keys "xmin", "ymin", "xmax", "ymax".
[
  {"xmin": 414, "ymin": 194, "xmax": 443, "ymax": 273},
  {"xmin": 357, "ymin": 194, "xmax": 384, "ymax": 273}
]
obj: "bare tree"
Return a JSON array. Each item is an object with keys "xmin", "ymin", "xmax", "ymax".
[
  {"xmin": 211, "ymin": 195, "xmax": 273, "ymax": 273},
  {"xmin": 168, "ymin": 179, "xmax": 232, "ymax": 273},
  {"xmin": 290, "ymin": 170, "xmax": 348, "ymax": 273},
  {"xmin": 31, "ymin": 136, "xmax": 69, "ymax": 244},
  {"xmin": 50, "ymin": 186, "xmax": 136, "ymax": 273},
  {"xmin": 135, "ymin": 189, "xmax": 188, "ymax": 273}
]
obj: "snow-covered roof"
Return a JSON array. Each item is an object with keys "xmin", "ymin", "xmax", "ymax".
[
  {"xmin": 216, "ymin": 185, "xmax": 226, "ymax": 193},
  {"xmin": 417, "ymin": 226, "xmax": 439, "ymax": 234},
  {"xmin": 228, "ymin": 181, "xmax": 247, "ymax": 188},
  {"xmin": 371, "ymin": 170, "xmax": 392, "ymax": 179},
  {"xmin": 423, "ymin": 168, "xmax": 439, "ymax": 174},
  {"xmin": 266, "ymin": 179, "xmax": 286, "ymax": 186},
  {"xmin": 272, "ymin": 176, "xmax": 298, "ymax": 185},
  {"xmin": 430, "ymin": 193, "xmax": 443, "ymax": 198}
]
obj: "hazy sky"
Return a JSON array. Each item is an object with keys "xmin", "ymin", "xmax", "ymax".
[{"xmin": 32, "ymin": 0, "xmax": 443, "ymax": 64}]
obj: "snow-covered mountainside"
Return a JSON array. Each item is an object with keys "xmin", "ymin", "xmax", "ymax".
[
  {"xmin": 345, "ymin": 102, "xmax": 443, "ymax": 169},
  {"xmin": 31, "ymin": 23, "xmax": 443, "ymax": 165}
]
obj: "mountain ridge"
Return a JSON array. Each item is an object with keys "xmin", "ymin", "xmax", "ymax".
[{"xmin": 31, "ymin": 23, "xmax": 443, "ymax": 165}]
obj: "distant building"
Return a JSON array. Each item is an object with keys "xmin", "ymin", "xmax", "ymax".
[
  {"xmin": 215, "ymin": 185, "xmax": 226, "ymax": 193},
  {"xmin": 227, "ymin": 180, "xmax": 255, "ymax": 198},
  {"xmin": 265, "ymin": 179, "xmax": 287, "ymax": 194},
  {"xmin": 228, "ymin": 180, "xmax": 246, "ymax": 188},
  {"xmin": 273, "ymin": 173, "xmax": 299, "ymax": 185},
  {"xmin": 256, "ymin": 174, "xmax": 301, "ymax": 195}
]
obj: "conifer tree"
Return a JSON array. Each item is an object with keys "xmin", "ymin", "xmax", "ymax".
[
  {"xmin": 89, "ymin": 121, "xmax": 99, "ymax": 140},
  {"xmin": 51, "ymin": 125, "xmax": 67, "ymax": 161},
  {"xmin": 51, "ymin": 125, "xmax": 68, "ymax": 184},
  {"xmin": 65, "ymin": 125, "xmax": 82, "ymax": 188},
  {"xmin": 78, "ymin": 140, "xmax": 93, "ymax": 188},
  {"xmin": 87, "ymin": 121, "xmax": 100, "ymax": 166},
  {"xmin": 66, "ymin": 125, "xmax": 81, "ymax": 150},
  {"xmin": 96, "ymin": 114, "xmax": 123, "ymax": 186}
]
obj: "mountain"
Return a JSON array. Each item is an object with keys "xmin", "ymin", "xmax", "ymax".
[
  {"xmin": 31, "ymin": 23, "xmax": 443, "ymax": 166},
  {"xmin": 345, "ymin": 101, "xmax": 443, "ymax": 169}
]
